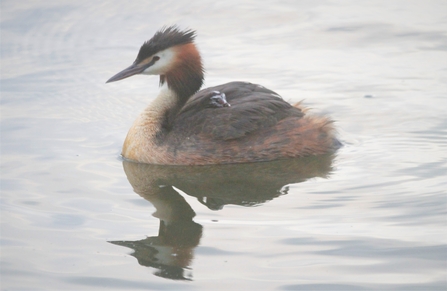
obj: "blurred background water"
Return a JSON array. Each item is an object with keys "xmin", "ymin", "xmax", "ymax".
[{"xmin": 1, "ymin": 0, "xmax": 446, "ymax": 290}]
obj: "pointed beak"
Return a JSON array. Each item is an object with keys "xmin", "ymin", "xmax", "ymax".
[{"xmin": 106, "ymin": 63, "xmax": 146, "ymax": 83}]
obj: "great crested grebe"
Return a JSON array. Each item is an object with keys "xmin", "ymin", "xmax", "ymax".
[{"xmin": 107, "ymin": 26, "xmax": 340, "ymax": 165}]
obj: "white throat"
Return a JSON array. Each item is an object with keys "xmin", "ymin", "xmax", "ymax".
[{"xmin": 144, "ymin": 81, "xmax": 178, "ymax": 118}]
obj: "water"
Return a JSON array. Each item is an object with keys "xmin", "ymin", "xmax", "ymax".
[{"xmin": 1, "ymin": 0, "xmax": 446, "ymax": 290}]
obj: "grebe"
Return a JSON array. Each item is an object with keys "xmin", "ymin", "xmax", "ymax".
[{"xmin": 107, "ymin": 26, "xmax": 340, "ymax": 165}]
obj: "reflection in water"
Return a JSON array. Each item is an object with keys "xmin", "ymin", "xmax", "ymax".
[
  {"xmin": 110, "ymin": 186, "xmax": 202, "ymax": 280},
  {"xmin": 110, "ymin": 155, "xmax": 335, "ymax": 280}
]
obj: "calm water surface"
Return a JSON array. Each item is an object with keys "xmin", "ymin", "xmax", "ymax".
[{"xmin": 1, "ymin": 0, "xmax": 446, "ymax": 290}]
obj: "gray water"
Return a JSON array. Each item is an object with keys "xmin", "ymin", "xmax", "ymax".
[{"xmin": 1, "ymin": 0, "xmax": 446, "ymax": 290}]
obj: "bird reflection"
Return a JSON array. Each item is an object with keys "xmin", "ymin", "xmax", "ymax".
[
  {"xmin": 110, "ymin": 185, "xmax": 201, "ymax": 280},
  {"xmin": 109, "ymin": 154, "xmax": 335, "ymax": 280}
]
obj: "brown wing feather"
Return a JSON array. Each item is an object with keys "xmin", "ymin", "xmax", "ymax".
[{"xmin": 171, "ymin": 82, "xmax": 303, "ymax": 141}]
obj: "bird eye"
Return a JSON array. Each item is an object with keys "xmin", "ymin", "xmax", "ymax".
[{"xmin": 153, "ymin": 56, "xmax": 160, "ymax": 61}]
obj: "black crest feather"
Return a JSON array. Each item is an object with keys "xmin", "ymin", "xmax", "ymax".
[{"xmin": 135, "ymin": 26, "xmax": 196, "ymax": 62}]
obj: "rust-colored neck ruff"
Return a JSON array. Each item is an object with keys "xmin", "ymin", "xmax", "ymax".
[{"xmin": 159, "ymin": 43, "xmax": 204, "ymax": 129}]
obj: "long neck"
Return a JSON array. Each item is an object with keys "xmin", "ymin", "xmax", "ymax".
[
  {"xmin": 160, "ymin": 43, "xmax": 204, "ymax": 128},
  {"xmin": 122, "ymin": 83, "xmax": 177, "ymax": 161},
  {"xmin": 144, "ymin": 83, "xmax": 180, "ymax": 135}
]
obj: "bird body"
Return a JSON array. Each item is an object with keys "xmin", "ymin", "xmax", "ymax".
[{"xmin": 107, "ymin": 26, "xmax": 339, "ymax": 165}]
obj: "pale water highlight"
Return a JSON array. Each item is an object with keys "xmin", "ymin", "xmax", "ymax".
[{"xmin": 1, "ymin": 0, "xmax": 446, "ymax": 290}]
